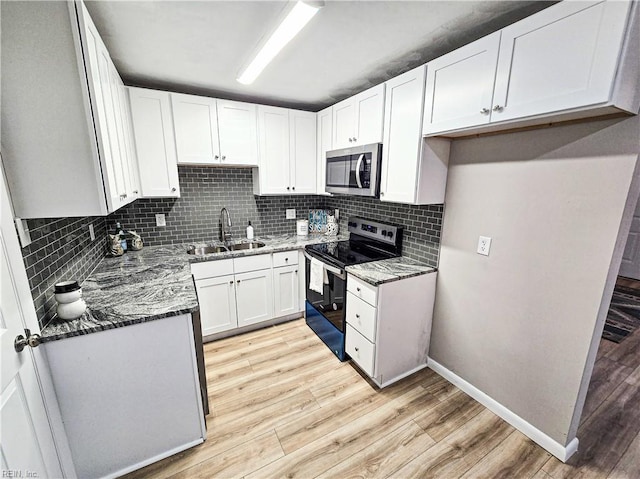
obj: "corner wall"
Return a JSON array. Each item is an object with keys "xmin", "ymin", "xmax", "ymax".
[{"xmin": 431, "ymin": 116, "xmax": 640, "ymax": 447}]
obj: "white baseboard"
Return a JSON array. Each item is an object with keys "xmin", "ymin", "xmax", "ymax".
[{"xmin": 428, "ymin": 358, "xmax": 579, "ymax": 463}]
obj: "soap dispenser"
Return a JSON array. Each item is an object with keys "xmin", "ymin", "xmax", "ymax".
[{"xmin": 246, "ymin": 221, "xmax": 254, "ymax": 240}]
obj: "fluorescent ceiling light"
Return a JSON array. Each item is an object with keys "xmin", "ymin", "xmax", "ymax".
[{"xmin": 237, "ymin": 1, "xmax": 321, "ymax": 85}]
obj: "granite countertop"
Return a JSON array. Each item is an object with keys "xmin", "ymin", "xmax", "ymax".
[
  {"xmin": 345, "ymin": 256, "xmax": 436, "ymax": 286},
  {"xmin": 40, "ymin": 233, "xmax": 347, "ymax": 342}
]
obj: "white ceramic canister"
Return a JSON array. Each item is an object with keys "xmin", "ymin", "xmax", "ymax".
[
  {"xmin": 296, "ymin": 219, "xmax": 309, "ymax": 236},
  {"xmin": 54, "ymin": 281, "xmax": 87, "ymax": 320}
]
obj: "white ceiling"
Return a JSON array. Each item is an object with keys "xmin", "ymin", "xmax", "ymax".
[{"xmin": 85, "ymin": 0, "xmax": 555, "ymax": 111}]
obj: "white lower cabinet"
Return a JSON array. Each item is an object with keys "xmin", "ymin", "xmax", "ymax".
[
  {"xmin": 274, "ymin": 265, "xmax": 300, "ymax": 318},
  {"xmin": 195, "ymin": 274, "xmax": 238, "ymax": 336},
  {"xmin": 345, "ymin": 271, "xmax": 437, "ymax": 388},
  {"xmin": 235, "ymin": 269, "xmax": 274, "ymax": 327},
  {"xmin": 192, "ymin": 250, "xmax": 303, "ymax": 339}
]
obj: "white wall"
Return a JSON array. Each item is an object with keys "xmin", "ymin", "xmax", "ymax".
[{"xmin": 431, "ymin": 115, "xmax": 640, "ymax": 447}]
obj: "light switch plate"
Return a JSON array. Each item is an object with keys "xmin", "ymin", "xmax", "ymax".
[
  {"xmin": 286, "ymin": 209, "xmax": 296, "ymax": 219},
  {"xmin": 89, "ymin": 223, "xmax": 95, "ymax": 241},
  {"xmin": 477, "ymin": 236, "xmax": 492, "ymax": 256},
  {"xmin": 155, "ymin": 214, "xmax": 166, "ymax": 227},
  {"xmin": 15, "ymin": 218, "xmax": 32, "ymax": 248}
]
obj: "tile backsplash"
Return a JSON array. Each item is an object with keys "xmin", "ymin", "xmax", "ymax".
[
  {"xmin": 19, "ymin": 216, "xmax": 107, "ymax": 328},
  {"xmin": 20, "ymin": 166, "xmax": 443, "ymax": 328},
  {"xmin": 107, "ymin": 167, "xmax": 324, "ymax": 245}
]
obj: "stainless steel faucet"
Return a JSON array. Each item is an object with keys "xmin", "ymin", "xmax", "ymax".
[{"xmin": 220, "ymin": 207, "xmax": 232, "ymax": 243}]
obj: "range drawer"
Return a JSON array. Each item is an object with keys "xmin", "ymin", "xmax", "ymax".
[
  {"xmin": 273, "ymin": 250, "xmax": 298, "ymax": 268},
  {"xmin": 190, "ymin": 258, "xmax": 234, "ymax": 280},
  {"xmin": 346, "ymin": 324, "xmax": 375, "ymax": 377},
  {"xmin": 346, "ymin": 292, "xmax": 377, "ymax": 342},
  {"xmin": 233, "ymin": 253, "xmax": 271, "ymax": 274},
  {"xmin": 347, "ymin": 275, "xmax": 378, "ymax": 307}
]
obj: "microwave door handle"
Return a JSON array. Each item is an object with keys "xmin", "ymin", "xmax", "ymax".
[
  {"xmin": 355, "ymin": 154, "xmax": 364, "ymax": 188},
  {"xmin": 303, "ymin": 251, "xmax": 346, "ymax": 279}
]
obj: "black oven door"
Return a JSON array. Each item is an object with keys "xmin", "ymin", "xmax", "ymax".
[{"xmin": 304, "ymin": 251, "xmax": 347, "ymax": 360}]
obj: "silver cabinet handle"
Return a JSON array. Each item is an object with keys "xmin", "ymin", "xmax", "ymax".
[
  {"xmin": 480, "ymin": 108, "xmax": 490, "ymax": 114},
  {"xmin": 493, "ymin": 105, "xmax": 503, "ymax": 112}
]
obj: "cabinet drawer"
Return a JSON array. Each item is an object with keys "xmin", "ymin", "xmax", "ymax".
[
  {"xmin": 233, "ymin": 254, "xmax": 271, "ymax": 274},
  {"xmin": 346, "ymin": 324, "xmax": 375, "ymax": 377},
  {"xmin": 190, "ymin": 258, "xmax": 234, "ymax": 280},
  {"xmin": 347, "ymin": 275, "xmax": 378, "ymax": 307},
  {"xmin": 346, "ymin": 292, "xmax": 377, "ymax": 342},
  {"xmin": 273, "ymin": 250, "xmax": 298, "ymax": 268}
]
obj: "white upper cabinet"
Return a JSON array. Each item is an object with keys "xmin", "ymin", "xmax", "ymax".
[
  {"xmin": 381, "ymin": 65, "xmax": 450, "ymax": 205},
  {"xmin": 216, "ymin": 100, "xmax": 259, "ymax": 166},
  {"xmin": 332, "ymin": 84, "xmax": 385, "ymax": 149},
  {"xmin": 254, "ymin": 107, "xmax": 316, "ymax": 195},
  {"xmin": 289, "ymin": 110, "xmax": 317, "ymax": 194},
  {"xmin": 423, "ymin": 33, "xmax": 500, "ymax": 135},
  {"xmin": 171, "ymin": 93, "xmax": 258, "ymax": 166},
  {"xmin": 316, "ymin": 106, "xmax": 333, "ymax": 195},
  {"xmin": 491, "ymin": 0, "xmax": 633, "ymax": 122},
  {"xmin": 1, "ymin": 1, "xmax": 139, "ymax": 218},
  {"xmin": 128, "ymin": 88, "xmax": 180, "ymax": 198},
  {"xmin": 171, "ymin": 93, "xmax": 220, "ymax": 165},
  {"xmin": 424, "ymin": 0, "xmax": 637, "ymax": 136}
]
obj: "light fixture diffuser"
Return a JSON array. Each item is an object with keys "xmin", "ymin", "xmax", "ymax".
[{"xmin": 237, "ymin": 1, "xmax": 321, "ymax": 85}]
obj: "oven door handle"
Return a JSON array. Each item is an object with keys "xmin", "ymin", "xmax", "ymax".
[
  {"xmin": 355, "ymin": 154, "xmax": 364, "ymax": 189},
  {"xmin": 303, "ymin": 250, "xmax": 346, "ymax": 279}
]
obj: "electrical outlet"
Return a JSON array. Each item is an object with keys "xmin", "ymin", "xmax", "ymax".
[
  {"xmin": 89, "ymin": 223, "xmax": 95, "ymax": 241},
  {"xmin": 477, "ymin": 236, "xmax": 492, "ymax": 256},
  {"xmin": 335, "ymin": 209, "xmax": 339, "ymax": 220},
  {"xmin": 155, "ymin": 214, "xmax": 166, "ymax": 227},
  {"xmin": 286, "ymin": 208, "xmax": 296, "ymax": 219}
]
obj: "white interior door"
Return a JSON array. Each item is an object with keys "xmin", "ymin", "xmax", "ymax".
[
  {"xmin": 0, "ymin": 161, "xmax": 74, "ymax": 478},
  {"xmin": 620, "ymin": 193, "xmax": 640, "ymax": 280}
]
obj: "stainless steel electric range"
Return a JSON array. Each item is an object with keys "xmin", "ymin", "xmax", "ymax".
[{"xmin": 303, "ymin": 217, "xmax": 404, "ymax": 360}]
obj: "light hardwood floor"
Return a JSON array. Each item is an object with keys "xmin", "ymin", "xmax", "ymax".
[{"xmin": 124, "ymin": 315, "xmax": 640, "ymax": 479}]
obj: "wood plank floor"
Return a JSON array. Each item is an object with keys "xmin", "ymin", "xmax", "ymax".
[{"xmin": 124, "ymin": 310, "xmax": 640, "ymax": 479}]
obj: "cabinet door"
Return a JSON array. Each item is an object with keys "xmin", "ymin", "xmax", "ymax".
[
  {"xmin": 119, "ymin": 80, "xmax": 141, "ymax": 201},
  {"xmin": 171, "ymin": 93, "xmax": 220, "ymax": 165},
  {"xmin": 217, "ymin": 100, "xmax": 258, "ymax": 166},
  {"xmin": 492, "ymin": 1, "xmax": 632, "ymax": 122},
  {"xmin": 256, "ymin": 106, "xmax": 290, "ymax": 194},
  {"xmin": 289, "ymin": 110, "xmax": 316, "ymax": 194},
  {"xmin": 195, "ymin": 275, "xmax": 238, "ymax": 336},
  {"xmin": 381, "ymin": 66, "xmax": 426, "ymax": 204},
  {"xmin": 128, "ymin": 88, "xmax": 180, "ymax": 197},
  {"xmin": 235, "ymin": 269, "xmax": 274, "ymax": 327},
  {"xmin": 354, "ymin": 84, "xmax": 385, "ymax": 146},
  {"xmin": 108, "ymin": 63, "xmax": 134, "ymax": 206},
  {"xmin": 273, "ymin": 265, "xmax": 299, "ymax": 318},
  {"xmin": 78, "ymin": 4, "xmax": 125, "ymax": 212},
  {"xmin": 332, "ymin": 97, "xmax": 355, "ymax": 149},
  {"xmin": 423, "ymin": 32, "xmax": 500, "ymax": 135},
  {"xmin": 316, "ymin": 106, "xmax": 332, "ymax": 195}
]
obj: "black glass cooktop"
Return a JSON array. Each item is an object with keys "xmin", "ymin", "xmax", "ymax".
[{"xmin": 305, "ymin": 240, "xmax": 397, "ymax": 269}]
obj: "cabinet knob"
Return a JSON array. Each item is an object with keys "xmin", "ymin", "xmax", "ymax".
[
  {"xmin": 480, "ymin": 108, "xmax": 490, "ymax": 115},
  {"xmin": 229, "ymin": 281, "xmax": 233, "ymax": 285},
  {"xmin": 380, "ymin": 192, "xmax": 384, "ymax": 196},
  {"xmin": 287, "ymin": 187, "xmax": 290, "ymax": 191},
  {"xmin": 354, "ymin": 347, "xmax": 359, "ymax": 352},
  {"xmin": 493, "ymin": 105, "xmax": 503, "ymax": 112},
  {"xmin": 214, "ymin": 155, "xmax": 219, "ymax": 160},
  {"xmin": 353, "ymin": 137, "xmax": 357, "ymax": 142},
  {"xmin": 171, "ymin": 187, "xmax": 177, "ymax": 192},
  {"xmin": 133, "ymin": 190, "xmax": 138, "ymax": 194},
  {"xmin": 285, "ymin": 257, "xmax": 289, "ymax": 262},
  {"xmin": 222, "ymin": 156, "xmax": 226, "ymax": 161},
  {"xmin": 348, "ymin": 138, "xmax": 353, "ymax": 143},
  {"xmin": 295, "ymin": 269, "xmax": 298, "ymax": 273},
  {"xmin": 355, "ymin": 314, "xmax": 360, "ymax": 318},
  {"xmin": 237, "ymin": 280, "xmax": 241, "ymax": 284},
  {"xmin": 356, "ymin": 287, "xmax": 361, "ymax": 292},
  {"xmin": 292, "ymin": 186, "xmax": 295, "ymax": 191}
]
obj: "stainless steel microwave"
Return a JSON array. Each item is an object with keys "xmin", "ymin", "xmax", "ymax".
[{"xmin": 325, "ymin": 143, "xmax": 382, "ymax": 197}]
